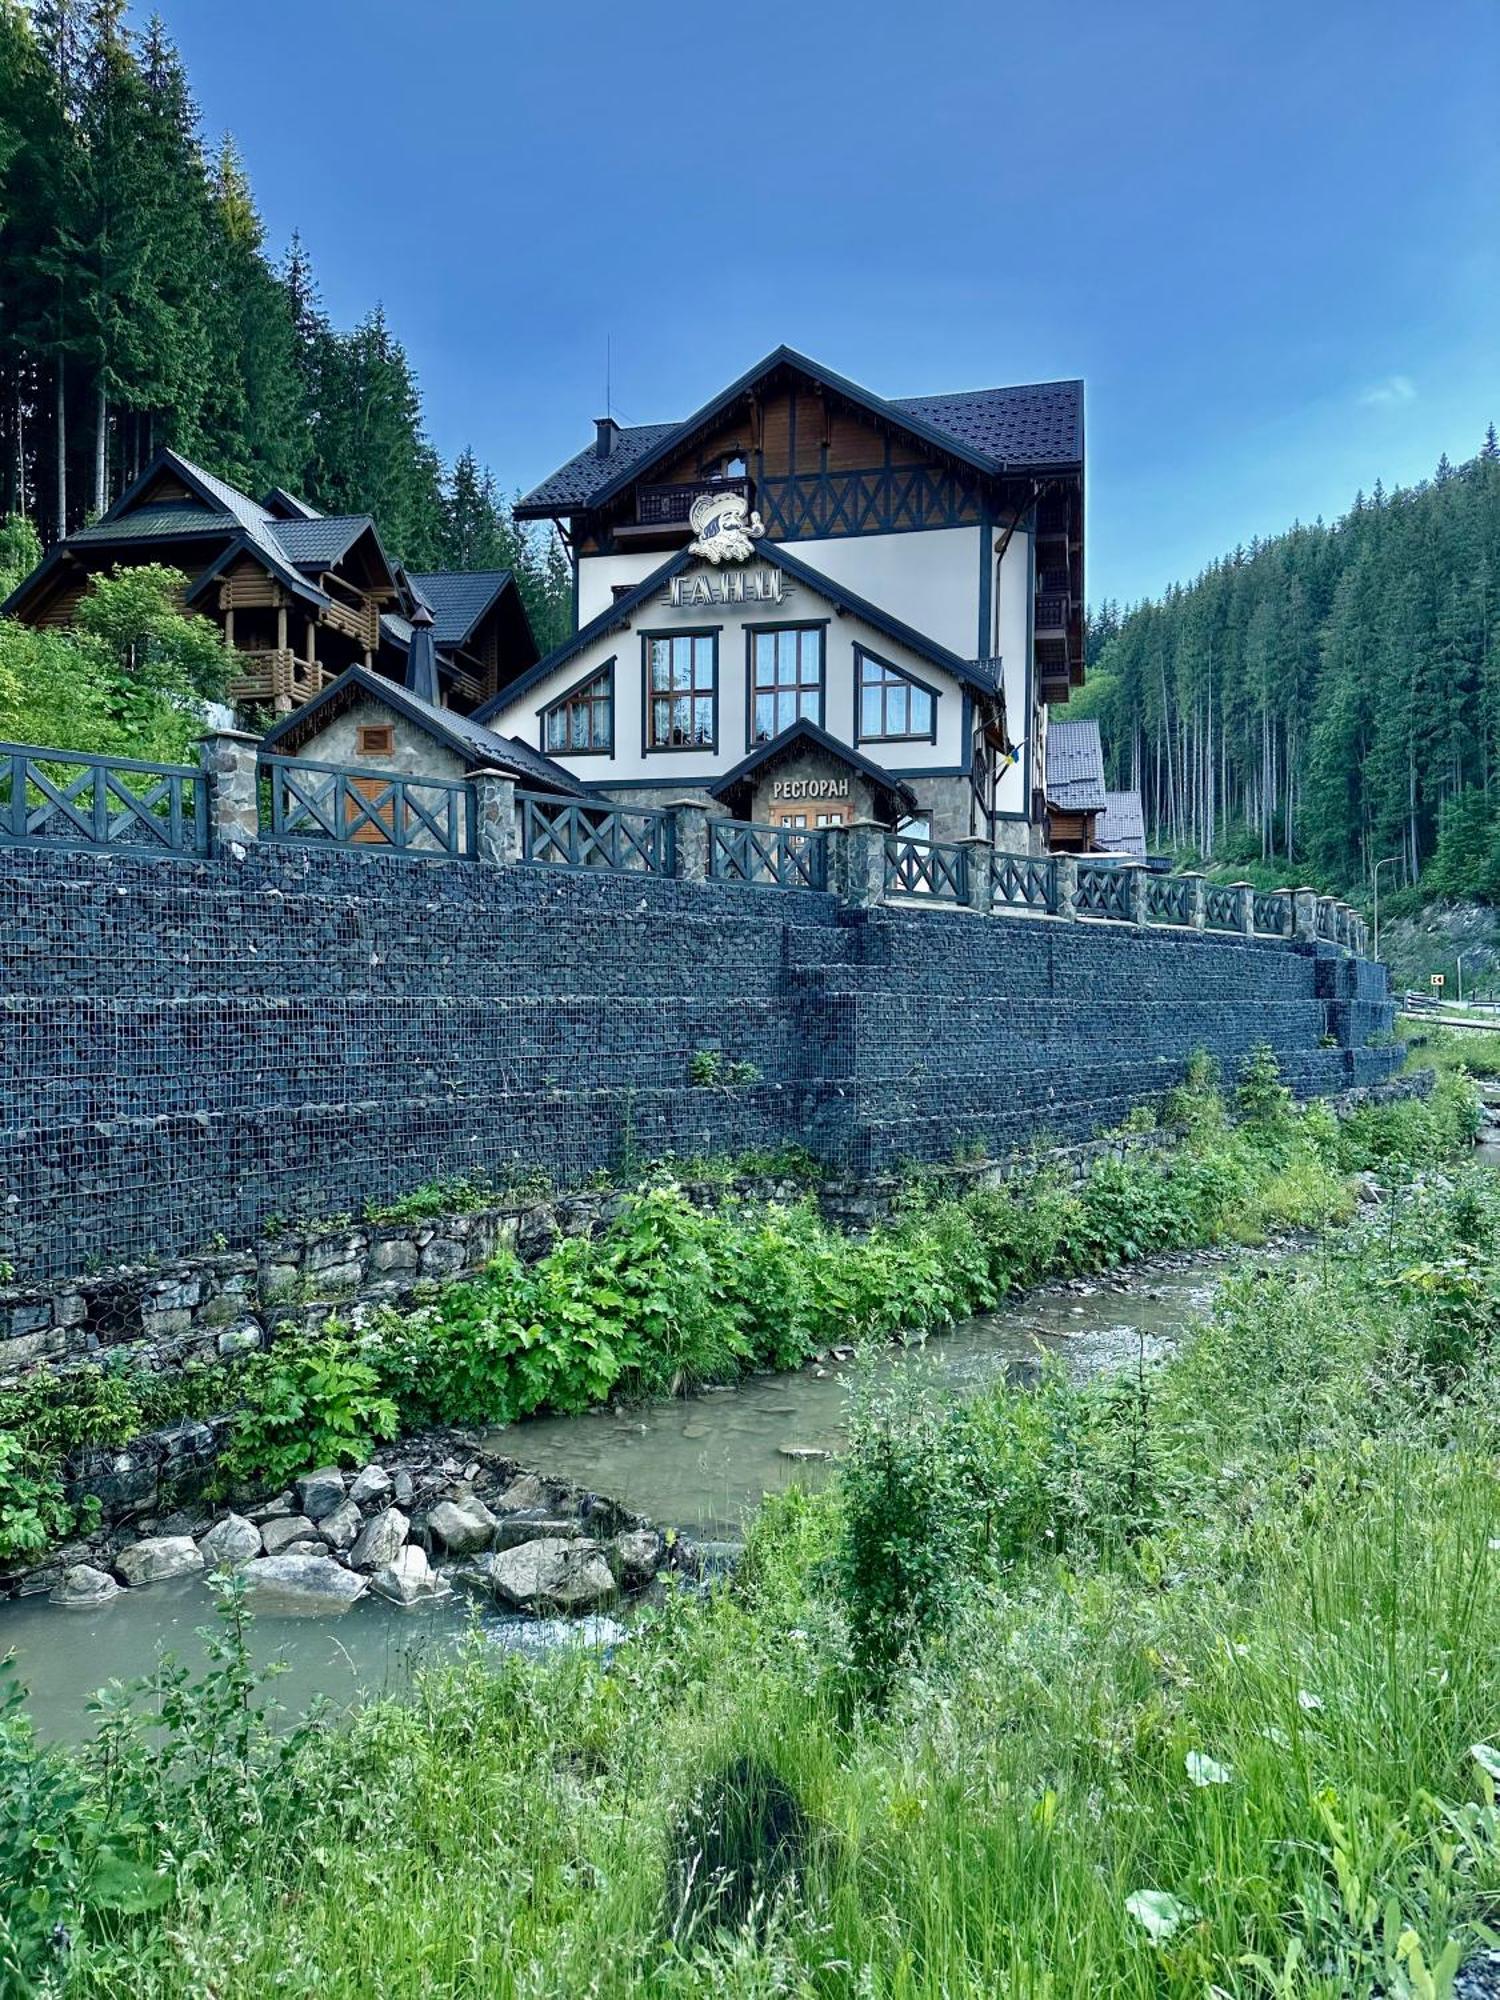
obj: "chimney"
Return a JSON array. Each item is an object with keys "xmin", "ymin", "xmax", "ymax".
[{"xmin": 595, "ymin": 416, "xmax": 619, "ymax": 459}]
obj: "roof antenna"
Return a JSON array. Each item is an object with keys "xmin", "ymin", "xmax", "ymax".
[{"xmin": 606, "ymin": 334, "xmax": 612, "ymax": 421}]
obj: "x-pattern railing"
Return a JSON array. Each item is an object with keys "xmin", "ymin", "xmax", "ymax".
[
  {"xmin": 884, "ymin": 835, "xmax": 969, "ymax": 903},
  {"xmin": 1204, "ymin": 884, "xmax": 1241, "ymax": 931},
  {"xmin": 1146, "ymin": 873, "xmax": 1194, "ymax": 925},
  {"xmin": 0, "ymin": 740, "xmax": 207, "ymax": 855},
  {"xmin": 519, "ymin": 795, "xmax": 673, "ymax": 874},
  {"xmin": 1253, "ymin": 892, "xmax": 1291, "ymax": 937},
  {"xmin": 710, "ymin": 820, "xmax": 828, "ymax": 890},
  {"xmin": 259, "ymin": 755, "xmax": 474, "ymax": 856},
  {"xmin": 991, "ymin": 852, "xmax": 1057, "ymax": 913},
  {"xmin": 1076, "ymin": 861, "xmax": 1133, "ymax": 921}
]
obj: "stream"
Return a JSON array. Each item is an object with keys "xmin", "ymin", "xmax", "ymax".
[{"xmin": 0, "ymin": 1256, "xmax": 1225, "ymax": 1743}]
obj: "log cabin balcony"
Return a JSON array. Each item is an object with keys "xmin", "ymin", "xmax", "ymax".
[
  {"xmin": 226, "ymin": 647, "xmax": 330, "ymax": 713},
  {"xmin": 1034, "ymin": 592, "xmax": 1072, "ymax": 641}
]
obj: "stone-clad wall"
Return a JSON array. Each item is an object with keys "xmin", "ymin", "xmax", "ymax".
[{"xmin": 0, "ymin": 841, "xmax": 1401, "ymax": 1284}]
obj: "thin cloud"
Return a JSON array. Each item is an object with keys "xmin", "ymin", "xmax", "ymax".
[{"xmin": 1359, "ymin": 375, "xmax": 1417, "ymax": 408}]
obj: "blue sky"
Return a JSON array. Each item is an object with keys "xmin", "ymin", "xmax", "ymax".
[{"xmin": 162, "ymin": 0, "xmax": 1498, "ymax": 608}]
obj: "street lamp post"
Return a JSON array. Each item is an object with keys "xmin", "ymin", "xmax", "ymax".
[
  {"xmin": 1372, "ymin": 853, "xmax": 1403, "ymax": 965},
  {"xmin": 1455, "ymin": 953, "xmax": 1466, "ymax": 1007}
]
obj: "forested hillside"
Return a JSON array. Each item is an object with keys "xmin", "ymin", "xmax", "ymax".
[
  {"xmin": 0, "ymin": 0, "xmax": 570, "ymax": 646},
  {"xmin": 1085, "ymin": 437, "xmax": 1500, "ymax": 901}
]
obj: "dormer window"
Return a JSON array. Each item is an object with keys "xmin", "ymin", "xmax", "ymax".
[
  {"xmin": 856, "ymin": 647, "xmax": 938, "ymax": 744},
  {"xmin": 543, "ymin": 663, "xmax": 614, "ymax": 755}
]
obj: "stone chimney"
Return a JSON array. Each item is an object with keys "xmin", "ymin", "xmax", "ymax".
[{"xmin": 595, "ymin": 416, "xmax": 619, "ymax": 459}]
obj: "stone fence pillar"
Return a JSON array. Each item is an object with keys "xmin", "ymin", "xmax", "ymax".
[
  {"xmin": 958, "ymin": 836, "xmax": 993, "ymax": 916},
  {"xmin": 1054, "ymin": 854, "xmax": 1079, "ymax": 921},
  {"xmin": 1292, "ymin": 886, "xmax": 1320, "ymax": 942},
  {"xmin": 836, "ymin": 819, "xmax": 888, "ymax": 909},
  {"xmin": 198, "ymin": 729, "xmax": 260, "ymax": 853},
  {"xmin": 470, "ymin": 770, "xmax": 519, "ymax": 867},
  {"xmin": 1231, "ymin": 881, "xmax": 1255, "ymax": 937},
  {"xmin": 1127, "ymin": 863, "xmax": 1150, "ymax": 930},
  {"xmin": 667, "ymin": 798, "xmax": 713, "ymax": 883},
  {"xmin": 1317, "ymin": 895, "xmax": 1339, "ymax": 945},
  {"xmin": 1182, "ymin": 871, "xmax": 1207, "ymax": 932}
]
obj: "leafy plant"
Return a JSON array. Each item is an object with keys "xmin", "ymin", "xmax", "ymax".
[{"xmin": 217, "ymin": 1335, "xmax": 397, "ymax": 1491}]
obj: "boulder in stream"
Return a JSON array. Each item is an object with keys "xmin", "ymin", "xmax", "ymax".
[
  {"xmin": 425, "ymin": 1496, "xmax": 497, "ymax": 1555},
  {"xmin": 466, "ymin": 1536, "xmax": 616, "ymax": 1614},
  {"xmin": 259, "ymin": 1514, "xmax": 320, "ymax": 1557},
  {"xmin": 116, "ymin": 1536, "xmax": 204, "ymax": 1587},
  {"xmin": 198, "ymin": 1514, "xmax": 262, "ymax": 1568},
  {"xmin": 348, "ymin": 1463, "xmax": 393, "ymax": 1510},
  {"xmin": 370, "ymin": 1545, "xmax": 450, "ymax": 1608},
  {"xmin": 350, "ymin": 1505, "xmax": 409, "ymax": 1572},
  {"xmin": 295, "ymin": 1467, "xmax": 346, "ymax": 1522},
  {"xmin": 240, "ymin": 1552, "xmax": 368, "ymax": 1615},
  {"xmin": 613, "ymin": 1529, "xmax": 665, "ymax": 1586},
  {"xmin": 318, "ymin": 1498, "xmax": 362, "ymax": 1553},
  {"xmin": 50, "ymin": 1563, "xmax": 120, "ymax": 1608}
]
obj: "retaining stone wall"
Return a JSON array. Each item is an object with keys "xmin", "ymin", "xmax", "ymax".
[{"xmin": 0, "ymin": 841, "xmax": 1403, "ymax": 1285}]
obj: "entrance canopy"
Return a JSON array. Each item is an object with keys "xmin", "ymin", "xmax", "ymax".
[{"xmin": 709, "ymin": 718, "xmax": 919, "ymax": 827}]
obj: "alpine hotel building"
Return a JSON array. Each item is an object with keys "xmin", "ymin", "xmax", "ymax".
[{"xmin": 493, "ymin": 347, "xmax": 1085, "ymax": 851}]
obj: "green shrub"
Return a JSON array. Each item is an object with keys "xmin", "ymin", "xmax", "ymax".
[
  {"xmin": 218, "ymin": 1336, "xmax": 398, "ymax": 1491},
  {"xmin": 0, "ymin": 1432, "xmax": 76, "ymax": 1563}
]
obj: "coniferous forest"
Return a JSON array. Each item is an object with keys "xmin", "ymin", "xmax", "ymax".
[
  {"xmin": 0, "ymin": 0, "xmax": 572, "ymax": 647},
  {"xmin": 1084, "ymin": 437, "xmax": 1500, "ymax": 901}
]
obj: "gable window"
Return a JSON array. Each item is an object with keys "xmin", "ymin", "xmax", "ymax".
[
  {"xmin": 856, "ymin": 647, "xmax": 938, "ymax": 744},
  {"xmin": 543, "ymin": 663, "xmax": 614, "ymax": 755},
  {"xmin": 356, "ymin": 723, "xmax": 394, "ymax": 758},
  {"xmin": 750, "ymin": 625, "xmax": 824, "ymax": 742},
  {"xmin": 645, "ymin": 632, "xmax": 717, "ymax": 750}
]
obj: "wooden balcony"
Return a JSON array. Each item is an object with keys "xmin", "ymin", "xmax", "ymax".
[
  {"xmin": 634, "ymin": 475, "xmax": 748, "ymax": 528},
  {"xmin": 319, "ymin": 597, "xmax": 381, "ymax": 651},
  {"xmin": 227, "ymin": 648, "xmax": 329, "ymax": 712},
  {"xmin": 1034, "ymin": 592, "xmax": 1071, "ymax": 638}
]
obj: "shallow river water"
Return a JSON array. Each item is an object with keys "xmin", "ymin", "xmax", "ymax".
[{"xmin": 0, "ymin": 1256, "xmax": 1231, "ymax": 1741}]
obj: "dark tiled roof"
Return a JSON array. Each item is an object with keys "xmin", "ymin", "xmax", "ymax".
[
  {"xmin": 1099, "ymin": 790, "xmax": 1146, "ymax": 859},
  {"xmin": 890, "ymin": 382, "xmax": 1082, "ymax": 466},
  {"xmin": 518, "ymin": 423, "xmax": 682, "ymax": 511},
  {"xmin": 1044, "ymin": 718, "xmax": 1106, "ymax": 813},
  {"xmin": 72, "ymin": 502, "xmax": 230, "ymax": 543},
  {"xmin": 261, "ymin": 487, "xmax": 322, "ymax": 520},
  {"xmin": 404, "ymin": 570, "xmax": 515, "ymax": 647},
  {"xmin": 260, "ymin": 665, "xmax": 592, "ymax": 796},
  {"xmin": 518, "ymin": 352, "xmax": 1083, "ymax": 515},
  {"xmin": 268, "ymin": 516, "xmax": 377, "ymax": 569}
]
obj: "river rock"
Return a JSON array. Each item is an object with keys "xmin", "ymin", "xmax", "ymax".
[
  {"xmin": 484, "ymin": 1536, "xmax": 615, "ymax": 1614},
  {"xmin": 350, "ymin": 1505, "xmax": 409, "ymax": 1572},
  {"xmin": 778, "ymin": 1445, "xmax": 830, "ymax": 1462},
  {"xmin": 392, "ymin": 1469, "xmax": 415, "ymax": 1509},
  {"xmin": 295, "ymin": 1467, "xmax": 346, "ymax": 1522},
  {"xmin": 260, "ymin": 1514, "xmax": 320, "ymax": 1557},
  {"xmin": 494, "ymin": 1471, "xmax": 546, "ymax": 1514},
  {"xmin": 370, "ymin": 1544, "xmax": 451, "ymax": 1608},
  {"xmin": 348, "ymin": 1463, "xmax": 393, "ymax": 1510},
  {"xmin": 318, "ymin": 1498, "xmax": 362, "ymax": 1552},
  {"xmin": 613, "ymin": 1528, "xmax": 664, "ymax": 1587},
  {"xmin": 198, "ymin": 1514, "xmax": 262, "ymax": 1568},
  {"xmin": 425, "ymin": 1497, "xmax": 497, "ymax": 1555},
  {"xmin": 50, "ymin": 1563, "xmax": 119, "ymax": 1608},
  {"xmin": 240, "ymin": 1553, "xmax": 368, "ymax": 1616},
  {"xmin": 116, "ymin": 1536, "xmax": 204, "ymax": 1586},
  {"xmin": 249, "ymin": 1492, "xmax": 295, "ymax": 1524},
  {"xmin": 493, "ymin": 1514, "xmax": 580, "ymax": 1551}
]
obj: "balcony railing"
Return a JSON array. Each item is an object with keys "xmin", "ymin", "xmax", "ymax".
[
  {"xmin": 885, "ymin": 835, "xmax": 970, "ymax": 903},
  {"xmin": 636, "ymin": 475, "xmax": 748, "ymax": 527},
  {"xmin": 1034, "ymin": 593, "xmax": 1070, "ymax": 633},
  {"xmin": 227, "ymin": 649, "xmax": 329, "ymax": 711},
  {"xmin": 710, "ymin": 820, "xmax": 828, "ymax": 890},
  {"xmin": 991, "ymin": 852, "xmax": 1058, "ymax": 913}
]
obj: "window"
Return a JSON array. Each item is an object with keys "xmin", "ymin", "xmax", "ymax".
[
  {"xmin": 857, "ymin": 648, "xmax": 937, "ymax": 743},
  {"xmin": 543, "ymin": 664, "xmax": 613, "ymax": 755},
  {"xmin": 356, "ymin": 723, "xmax": 394, "ymax": 758},
  {"xmin": 750, "ymin": 626, "xmax": 824, "ymax": 741},
  {"xmin": 645, "ymin": 633, "xmax": 717, "ymax": 750}
]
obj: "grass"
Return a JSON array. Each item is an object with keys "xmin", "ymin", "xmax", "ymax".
[{"xmin": 9, "ymin": 1153, "xmax": 1500, "ymax": 1996}]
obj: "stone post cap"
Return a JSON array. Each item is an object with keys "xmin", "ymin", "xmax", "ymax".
[
  {"xmin": 846, "ymin": 817, "xmax": 891, "ymax": 833},
  {"xmin": 196, "ymin": 727, "xmax": 262, "ymax": 745},
  {"xmin": 467, "ymin": 766, "xmax": 520, "ymax": 779},
  {"xmin": 955, "ymin": 833, "xmax": 993, "ymax": 847},
  {"xmin": 663, "ymin": 796, "xmax": 714, "ymax": 812},
  {"xmin": 1228, "ymin": 879, "xmax": 1255, "ymax": 887}
]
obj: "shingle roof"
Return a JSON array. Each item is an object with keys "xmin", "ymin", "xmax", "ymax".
[
  {"xmin": 1099, "ymin": 790, "xmax": 1146, "ymax": 858},
  {"xmin": 710, "ymin": 719, "xmax": 919, "ymax": 816},
  {"xmin": 518, "ymin": 423, "xmax": 683, "ymax": 512},
  {"xmin": 404, "ymin": 570, "xmax": 515, "ymax": 647},
  {"xmin": 71, "ymin": 502, "xmax": 230, "ymax": 543},
  {"xmin": 889, "ymin": 382, "xmax": 1083, "ymax": 467},
  {"xmin": 268, "ymin": 515, "xmax": 378, "ymax": 569},
  {"xmin": 260, "ymin": 665, "xmax": 592, "ymax": 796},
  {"xmin": 517, "ymin": 351, "xmax": 1083, "ymax": 515},
  {"xmin": 1045, "ymin": 718, "xmax": 1106, "ymax": 813}
]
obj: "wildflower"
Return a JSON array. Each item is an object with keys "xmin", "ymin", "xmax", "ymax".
[{"xmin": 1186, "ymin": 1751, "xmax": 1233, "ymax": 1787}]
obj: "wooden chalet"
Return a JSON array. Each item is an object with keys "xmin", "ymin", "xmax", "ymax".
[{"xmin": 0, "ymin": 448, "xmax": 540, "ymax": 718}]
